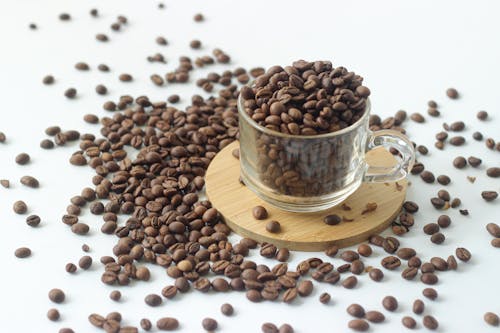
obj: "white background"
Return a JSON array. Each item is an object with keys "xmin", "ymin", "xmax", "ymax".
[{"xmin": 0, "ymin": 0, "xmax": 499, "ymax": 332}]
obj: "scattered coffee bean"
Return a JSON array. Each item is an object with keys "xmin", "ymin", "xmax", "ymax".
[
  {"xmin": 365, "ymin": 311, "xmax": 385, "ymax": 323},
  {"xmin": 157, "ymin": 317, "xmax": 179, "ymax": 331},
  {"xmin": 71, "ymin": 222, "xmax": 90, "ymax": 235},
  {"xmin": 0, "ymin": 179, "xmax": 9, "ymax": 188},
  {"xmin": 486, "ymin": 223, "xmax": 500, "ymax": 237},
  {"xmin": 369, "ymin": 268, "xmax": 384, "ymax": 282},
  {"xmin": 477, "ymin": 110, "xmax": 488, "ymax": 120},
  {"xmin": 347, "ymin": 304, "xmax": 365, "ymax": 318},
  {"xmin": 13, "ymin": 200, "xmax": 28, "ymax": 214},
  {"xmin": 481, "ymin": 191, "xmax": 498, "ymax": 202},
  {"xmin": 252, "ymin": 206, "xmax": 268, "ymax": 219},
  {"xmin": 47, "ymin": 308, "xmax": 60, "ymax": 321},
  {"xmin": 484, "ymin": 312, "xmax": 500, "ymax": 326},
  {"xmin": 486, "ymin": 138, "xmax": 496, "ymax": 149},
  {"xmin": 410, "ymin": 113, "xmax": 425, "ymax": 123},
  {"xmin": 411, "ymin": 162, "xmax": 424, "ymax": 175},
  {"xmin": 437, "ymin": 215, "xmax": 451, "ymax": 228},
  {"xmin": 26, "ymin": 214, "xmax": 41, "ymax": 227},
  {"xmin": 430, "ymin": 257, "xmax": 448, "ymax": 271},
  {"xmin": 348, "ymin": 319, "xmax": 369, "ymax": 332},
  {"xmin": 119, "ymin": 73, "xmax": 133, "ymax": 82},
  {"xmin": 14, "ymin": 247, "xmax": 31, "ymax": 258},
  {"xmin": 319, "ymin": 292, "xmax": 331, "ymax": 304},
  {"xmin": 492, "ymin": 238, "xmax": 500, "ymax": 248},
  {"xmin": 48, "ymin": 288, "xmax": 65, "ymax": 303},
  {"xmin": 324, "ymin": 214, "xmax": 341, "ymax": 225},
  {"xmin": 402, "ymin": 316, "xmax": 417, "ymax": 329},
  {"xmin": 403, "ymin": 201, "xmax": 419, "ymax": 213},
  {"xmin": 437, "ymin": 175, "xmax": 451, "ymax": 185},
  {"xmin": 202, "ymin": 318, "xmax": 217, "ymax": 331},
  {"xmin": 447, "ymin": 255, "xmax": 458, "ymax": 270},
  {"xmin": 65, "ymin": 263, "xmax": 77, "ymax": 273},
  {"xmin": 194, "ymin": 13, "xmax": 204, "ymax": 22},
  {"xmin": 357, "ymin": 244, "xmax": 372, "ymax": 257},
  {"xmin": 430, "ymin": 232, "xmax": 445, "ymax": 244},
  {"xmin": 64, "ymin": 88, "xmax": 77, "ymax": 99},
  {"xmin": 455, "ymin": 247, "xmax": 471, "ymax": 262},
  {"xmin": 19, "ymin": 175, "xmax": 39, "ymax": 188},
  {"xmin": 423, "ymin": 315, "xmax": 439, "ymax": 330},
  {"xmin": 108, "ymin": 290, "xmax": 121, "ymax": 302},
  {"xmin": 78, "ymin": 255, "xmax": 92, "ymax": 269},
  {"xmin": 382, "ymin": 237, "xmax": 400, "ymax": 253},
  {"xmin": 446, "ymin": 88, "xmax": 459, "ymax": 99},
  {"xmin": 266, "ymin": 220, "xmax": 281, "ymax": 233},
  {"xmin": 453, "ymin": 156, "xmax": 467, "ymax": 169},
  {"xmin": 451, "ymin": 198, "xmax": 461, "ymax": 208},
  {"xmin": 40, "ymin": 139, "xmax": 54, "ymax": 149},
  {"xmin": 487, "ymin": 167, "xmax": 500, "ymax": 178},
  {"xmin": 278, "ymin": 323, "xmax": 294, "ymax": 333},
  {"xmin": 431, "ymin": 197, "xmax": 445, "ymax": 209},
  {"xmin": 15, "ymin": 153, "xmax": 30, "ymax": 165},
  {"xmin": 449, "ymin": 136, "xmax": 465, "ymax": 146},
  {"xmin": 423, "ymin": 287, "xmax": 438, "ymax": 300},
  {"xmin": 342, "ymin": 275, "xmax": 358, "ymax": 289},
  {"xmin": 220, "ymin": 303, "xmax": 234, "ymax": 316},
  {"xmin": 382, "ymin": 296, "xmax": 398, "ymax": 311},
  {"xmin": 145, "ymin": 294, "xmax": 162, "ymax": 307},
  {"xmin": 421, "ymin": 273, "xmax": 438, "ymax": 285},
  {"xmin": 325, "ymin": 245, "xmax": 339, "ymax": 257},
  {"xmin": 413, "ymin": 299, "xmax": 425, "ymax": 314},
  {"xmin": 96, "ymin": 33, "xmax": 109, "ymax": 42}
]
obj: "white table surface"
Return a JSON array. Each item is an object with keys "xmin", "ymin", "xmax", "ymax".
[{"xmin": 0, "ymin": 0, "xmax": 499, "ymax": 332}]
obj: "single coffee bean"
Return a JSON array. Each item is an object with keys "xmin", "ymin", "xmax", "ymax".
[
  {"xmin": 324, "ymin": 214, "xmax": 341, "ymax": 225},
  {"xmin": 341, "ymin": 250, "xmax": 359, "ymax": 262},
  {"xmin": 482, "ymin": 191, "xmax": 498, "ymax": 202},
  {"xmin": 413, "ymin": 299, "xmax": 425, "ymax": 314},
  {"xmin": 401, "ymin": 267, "xmax": 418, "ymax": 280},
  {"xmin": 194, "ymin": 13, "xmax": 204, "ymax": 21},
  {"xmin": 119, "ymin": 73, "xmax": 133, "ymax": 82},
  {"xmin": 261, "ymin": 323, "xmax": 278, "ymax": 333},
  {"xmin": 446, "ymin": 87, "xmax": 459, "ymax": 99},
  {"xmin": 484, "ymin": 312, "xmax": 500, "ymax": 326},
  {"xmin": 15, "ymin": 153, "xmax": 30, "ymax": 165},
  {"xmin": 486, "ymin": 138, "xmax": 496, "ymax": 149},
  {"xmin": 430, "ymin": 257, "xmax": 448, "ymax": 271},
  {"xmin": 357, "ymin": 244, "xmax": 372, "ymax": 257},
  {"xmin": 47, "ymin": 308, "xmax": 60, "ymax": 321},
  {"xmin": 430, "ymin": 232, "xmax": 445, "ymax": 244},
  {"xmin": 347, "ymin": 304, "xmax": 365, "ymax": 318},
  {"xmin": 455, "ymin": 247, "xmax": 471, "ymax": 262},
  {"xmin": 427, "ymin": 107, "xmax": 440, "ymax": 117},
  {"xmin": 342, "ymin": 275, "xmax": 358, "ymax": 289},
  {"xmin": 65, "ymin": 263, "xmax": 77, "ymax": 273},
  {"xmin": 252, "ymin": 206, "xmax": 268, "ymax": 220},
  {"xmin": 411, "ymin": 162, "xmax": 424, "ymax": 175},
  {"xmin": 0, "ymin": 179, "xmax": 9, "ymax": 188},
  {"xmin": 472, "ymin": 131, "xmax": 483, "ymax": 141},
  {"xmin": 430, "ymin": 197, "xmax": 445, "ymax": 209},
  {"xmin": 325, "ymin": 245, "xmax": 339, "ymax": 257},
  {"xmin": 381, "ymin": 256, "xmax": 401, "ymax": 270},
  {"xmin": 382, "ymin": 237, "xmax": 400, "ymax": 253},
  {"xmin": 96, "ymin": 33, "xmax": 109, "ymax": 42},
  {"xmin": 421, "ymin": 262, "xmax": 435, "ymax": 273},
  {"xmin": 437, "ymin": 175, "xmax": 451, "ymax": 185},
  {"xmin": 403, "ymin": 201, "xmax": 419, "ymax": 213},
  {"xmin": 319, "ymin": 292, "xmax": 331, "ymax": 304},
  {"xmin": 422, "ymin": 287, "xmax": 438, "ymax": 300},
  {"xmin": 492, "ymin": 238, "xmax": 500, "ymax": 248},
  {"xmin": 275, "ymin": 248, "xmax": 290, "ymax": 262},
  {"xmin": 437, "ymin": 189, "xmax": 450, "ymax": 201},
  {"xmin": 278, "ymin": 323, "xmax": 294, "ymax": 333},
  {"xmin": 421, "ymin": 273, "xmax": 438, "ymax": 285},
  {"xmin": 402, "ymin": 316, "xmax": 417, "ymax": 329},
  {"xmin": 220, "ymin": 303, "xmax": 234, "ymax": 316},
  {"xmin": 109, "ymin": 290, "xmax": 121, "ymax": 301},
  {"xmin": 266, "ymin": 220, "xmax": 281, "ymax": 233},
  {"xmin": 453, "ymin": 156, "xmax": 467, "ymax": 169},
  {"xmin": 26, "ymin": 214, "xmax": 41, "ymax": 227},
  {"xmin": 156, "ymin": 317, "xmax": 179, "ymax": 330},
  {"xmin": 20, "ymin": 175, "xmax": 39, "ymax": 188},
  {"xmin": 408, "ymin": 256, "xmax": 422, "ymax": 268},
  {"xmin": 369, "ymin": 234, "xmax": 385, "ymax": 247},
  {"xmin": 282, "ymin": 288, "xmax": 298, "ymax": 303},
  {"xmin": 437, "ymin": 215, "xmax": 451, "ymax": 228},
  {"xmin": 14, "ymin": 247, "xmax": 31, "ymax": 258},
  {"xmin": 40, "ymin": 139, "xmax": 54, "ymax": 149},
  {"xmin": 487, "ymin": 167, "xmax": 500, "ymax": 178},
  {"xmin": 13, "ymin": 200, "xmax": 28, "ymax": 214},
  {"xmin": 78, "ymin": 255, "xmax": 92, "ymax": 269},
  {"xmin": 48, "ymin": 288, "xmax": 65, "ymax": 303},
  {"xmin": 486, "ymin": 223, "xmax": 500, "ymax": 237},
  {"xmin": 348, "ymin": 319, "xmax": 369, "ymax": 332},
  {"xmin": 382, "ymin": 296, "xmax": 398, "ymax": 311},
  {"xmin": 369, "ymin": 268, "xmax": 384, "ymax": 282},
  {"xmin": 42, "ymin": 75, "xmax": 55, "ymax": 85},
  {"xmin": 449, "ymin": 136, "xmax": 465, "ymax": 146},
  {"xmin": 417, "ymin": 145, "xmax": 428, "ymax": 155},
  {"xmin": 64, "ymin": 88, "xmax": 77, "ymax": 99},
  {"xmin": 447, "ymin": 255, "xmax": 458, "ymax": 270},
  {"xmin": 81, "ymin": 244, "xmax": 89, "ymax": 252},
  {"xmin": 451, "ymin": 198, "xmax": 461, "ymax": 208},
  {"xmin": 365, "ymin": 311, "xmax": 385, "ymax": 323},
  {"xmin": 297, "ymin": 279, "xmax": 313, "ymax": 296},
  {"xmin": 246, "ymin": 289, "xmax": 262, "ymax": 302},
  {"xmin": 410, "ymin": 113, "xmax": 425, "ymax": 123},
  {"xmin": 477, "ymin": 110, "xmax": 489, "ymax": 120},
  {"xmin": 423, "ymin": 315, "xmax": 439, "ymax": 330},
  {"xmin": 420, "ymin": 171, "xmax": 435, "ymax": 183},
  {"xmin": 202, "ymin": 318, "xmax": 217, "ymax": 331},
  {"xmin": 71, "ymin": 222, "xmax": 89, "ymax": 235}
]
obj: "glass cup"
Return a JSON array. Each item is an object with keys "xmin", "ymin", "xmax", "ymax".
[{"xmin": 238, "ymin": 96, "xmax": 415, "ymax": 212}]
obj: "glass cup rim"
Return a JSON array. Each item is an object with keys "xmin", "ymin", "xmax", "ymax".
[{"xmin": 237, "ymin": 92, "xmax": 371, "ymax": 139}]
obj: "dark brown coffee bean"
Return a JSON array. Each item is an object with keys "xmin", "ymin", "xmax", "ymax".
[
  {"xmin": 369, "ymin": 234, "xmax": 385, "ymax": 247},
  {"xmin": 119, "ymin": 73, "xmax": 133, "ymax": 82},
  {"xmin": 252, "ymin": 206, "xmax": 268, "ymax": 220},
  {"xmin": 421, "ymin": 273, "xmax": 438, "ymax": 285},
  {"xmin": 408, "ymin": 256, "xmax": 422, "ymax": 268},
  {"xmin": 423, "ymin": 315, "xmax": 439, "ymax": 329},
  {"xmin": 447, "ymin": 255, "xmax": 458, "ymax": 270},
  {"xmin": 382, "ymin": 237, "xmax": 400, "ymax": 253},
  {"xmin": 64, "ymin": 88, "xmax": 77, "ymax": 98},
  {"xmin": 436, "ymin": 215, "xmax": 451, "ymax": 228},
  {"xmin": 48, "ymin": 288, "xmax": 65, "ymax": 303},
  {"xmin": 420, "ymin": 171, "xmax": 435, "ymax": 183},
  {"xmin": 472, "ymin": 131, "xmax": 483, "ymax": 141},
  {"xmin": 482, "ymin": 191, "xmax": 498, "ymax": 202},
  {"xmin": 382, "ymin": 295, "xmax": 398, "ymax": 311},
  {"xmin": 427, "ymin": 107, "xmax": 440, "ymax": 117},
  {"xmin": 275, "ymin": 248, "xmax": 290, "ymax": 262},
  {"xmin": 437, "ymin": 175, "xmax": 451, "ymax": 185},
  {"xmin": 357, "ymin": 244, "xmax": 372, "ymax": 257},
  {"xmin": 436, "ymin": 189, "xmax": 450, "ymax": 202},
  {"xmin": 449, "ymin": 121, "xmax": 465, "ymax": 131},
  {"xmin": 14, "ymin": 247, "xmax": 31, "ymax": 258},
  {"xmin": 324, "ymin": 245, "xmax": 339, "ymax": 257},
  {"xmin": 156, "ymin": 317, "xmax": 179, "ymax": 330},
  {"xmin": 486, "ymin": 138, "xmax": 496, "ymax": 149},
  {"xmin": 423, "ymin": 223, "xmax": 440, "ymax": 235},
  {"xmin": 40, "ymin": 139, "xmax": 54, "ymax": 149},
  {"xmin": 403, "ymin": 201, "xmax": 419, "ymax": 213},
  {"xmin": 69, "ymin": 154, "xmax": 87, "ymax": 166},
  {"xmin": 492, "ymin": 238, "xmax": 500, "ymax": 248},
  {"xmin": 47, "ymin": 308, "xmax": 60, "ymax": 321},
  {"xmin": 430, "ymin": 197, "xmax": 445, "ymax": 209},
  {"xmin": 455, "ymin": 247, "xmax": 471, "ymax": 262},
  {"xmin": 297, "ymin": 279, "xmax": 313, "ymax": 296},
  {"xmin": 202, "ymin": 318, "xmax": 217, "ymax": 331},
  {"xmin": 278, "ymin": 324, "xmax": 293, "ymax": 333},
  {"xmin": 453, "ymin": 156, "xmax": 467, "ymax": 169},
  {"xmin": 446, "ymin": 87, "xmax": 459, "ymax": 99},
  {"xmin": 324, "ymin": 214, "xmax": 341, "ymax": 225},
  {"xmin": 26, "ymin": 214, "xmax": 41, "ymax": 227},
  {"xmin": 484, "ymin": 312, "xmax": 500, "ymax": 326},
  {"xmin": 350, "ymin": 260, "xmax": 364, "ymax": 275},
  {"xmin": 430, "ymin": 232, "xmax": 445, "ymax": 244},
  {"xmin": 15, "ymin": 153, "xmax": 30, "ymax": 165},
  {"xmin": 449, "ymin": 136, "xmax": 465, "ymax": 146},
  {"xmin": 65, "ymin": 263, "xmax": 77, "ymax": 273},
  {"xmin": 397, "ymin": 248, "xmax": 416, "ymax": 260},
  {"xmin": 401, "ymin": 267, "xmax": 418, "ymax": 280},
  {"xmin": 194, "ymin": 13, "xmax": 204, "ymax": 22},
  {"xmin": 319, "ymin": 292, "xmax": 331, "ymax": 304},
  {"xmin": 356, "ymin": 311, "xmax": 381, "ymax": 325},
  {"xmin": 246, "ymin": 289, "xmax": 262, "ymax": 302},
  {"xmin": 341, "ymin": 250, "xmax": 359, "ymax": 262},
  {"xmin": 108, "ymin": 290, "xmax": 121, "ymax": 302},
  {"xmin": 369, "ymin": 268, "xmax": 384, "ymax": 282},
  {"xmin": 144, "ymin": 294, "xmax": 163, "ymax": 306},
  {"xmin": 487, "ymin": 167, "xmax": 500, "ymax": 178},
  {"xmin": 260, "ymin": 243, "xmax": 277, "ymax": 258},
  {"xmin": 411, "ymin": 162, "xmax": 424, "ymax": 175},
  {"xmin": 71, "ymin": 222, "xmax": 89, "ymax": 235},
  {"xmin": 402, "ymin": 316, "xmax": 416, "ymax": 329},
  {"xmin": 266, "ymin": 220, "xmax": 281, "ymax": 233},
  {"xmin": 78, "ymin": 255, "xmax": 92, "ymax": 269},
  {"xmin": 96, "ymin": 33, "xmax": 109, "ymax": 42},
  {"xmin": 486, "ymin": 223, "xmax": 500, "ymax": 237},
  {"xmin": 417, "ymin": 145, "xmax": 428, "ymax": 155},
  {"xmin": 410, "ymin": 113, "xmax": 425, "ymax": 123},
  {"xmin": 477, "ymin": 110, "xmax": 489, "ymax": 120},
  {"xmin": 220, "ymin": 303, "xmax": 234, "ymax": 316},
  {"xmin": 413, "ymin": 299, "xmax": 425, "ymax": 314},
  {"xmin": 348, "ymin": 319, "xmax": 369, "ymax": 331},
  {"xmin": 434, "ymin": 141, "xmax": 444, "ymax": 150},
  {"xmin": 42, "ymin": 75, "xmax": 55, "ymax": 85},
  {"xmin": 342, "ymin": 275, "xmax": 358, "ymax": 289},
  {"xmin": 347, "ymin": 304, "xmax": 365, "ymax": 318},
  {"xmin": 430, "ymin": 257, "xmax": 448, "ymax": 271},
  {"xmin": 13, "ymin": 200, "xmax": 28, "ymax": 214}
]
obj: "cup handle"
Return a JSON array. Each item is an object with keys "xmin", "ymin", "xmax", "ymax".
[{"xmin": 363, "ymin": 129, "xmax": 416, "ymax": 183}]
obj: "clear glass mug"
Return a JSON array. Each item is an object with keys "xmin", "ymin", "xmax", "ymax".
[{"xmin": 238, "ymin": 96, "xmax": 416, "ymax": 212}]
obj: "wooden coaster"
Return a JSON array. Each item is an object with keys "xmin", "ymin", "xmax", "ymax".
[{"xmin": 206, "ymin": 141, "xmax": 408, "ymax": 251}]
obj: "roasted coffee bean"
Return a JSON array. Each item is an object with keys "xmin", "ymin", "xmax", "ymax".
[
  {"xmin": 397, "ymin": 248, "xmax": 416, "ymax": 260},
  {"xmin": 0, "ymin": 179, "xmax": 9, "ymax": 188},
  {"xmin": 486, "ymin": 223, "xmax": 500, "ymax": 237},
  {"xmin": 260, "ymin": 243, "xmax": 277, "ymax": 258},
  {"xmin": 449, "ymin": 136, "xmax": 465, "ymax": 146},
  {"xmin": 282, "ymin": 287, "xmax": 298, "ymax": 303},
  {"xmin": 297, "ymin": 279, "xmax": 313, "ymax": 296},
  {"xmin": 266, "ymin": 220, "xmax": 281, "ymax": 233},
  {"xmin": 324, "ymin": 214, "xmax": 341, "ymax": 225},
  {"xmin": 369, "ymin": 234, "xmax": 385, "ymax": 247},
  {"xmin": 246, "ymin": 289, "xmax": 262, "ymax": 302},
  {"xmin": 13, "ymin": 200, "xmax": 28, "ymax": 214},
  {"xmin": 382, "ymin": 237, "xmax": 400, "ymax": 253},
  {"xmin": 484, "ymin": 312, "xmax": 500, "ymax": 326},
  {"xmin": 455, "ymin": 247, "xmax": 471, "ymax": 262},
  {"xmin": 382, "ymin": 295, "xmax": 398, "ymax": 311},
  {"xmin": 430, "ymin": 232, "xmax": 445, "ymax": 244},
  {"xmin": 446, "ymin": 87, "xmax": 459, "ymax": 99},
  {"xmin": 430, "ymin": 197, "xmax": 445, "ymax": 209},
  {"xmin": 403, "ymin": 201, "xmax": 419, "ymax": 213},
  {"xmin": 421, "ymin": 273, "xmax": 438, "ymax": 285},
  {"xmin": 252, "ymin": 206, "xmax": 268, "ymax": 220},
  {"xmin": 65, "ymin": 263, "xmax": 77, "ymax": 273},
  {"xmin": 119, "ymin": 73, "xmax": 133, "ymax": 82},
  {"xmin": 319, "ymin": 292, "xmax": 331, "ymax": 304},
  {"xmin": 48, "ymin": 288, "xmax": 65, "ymax": 303},
  {"xmin": 26, "ymin": 214, "xmax": 41, "ymax": 227},
  {"xmin": 410, "ymin": 113, "xmax": 425, "ymax": 123},
  {"xmin": 357, "ymin": 244, "xmax": 372, "ymax": 257},
  {"xmin": 402, "ymin": 316, "xmax": 416, "ymax": 329},
  {"xmin": 487, "ymin": 167, "xmax": 500, "ymax": 178},
  {"xmin": 350, "ymin": 260, "xmax": 364, "ymax": 275},
  {"xmin": 42, "ymin": 75, "xmax": 55, "ymax": 85},
  {"xmin": 347, "ymin": 319, "xmax": 369, "ymax": 332},
  {"xmin": 15, "ymin": 153, "xmax": 30, "ymax": 165},
  {"xmin": 423, "ymin": 223, "xmax": 440, "ymax": 235},
  {"xmin": 64, "ymin": 88, "xmax": 77, "ymax": 99},
  {"xmin": 109, "ymin": 290, "xmax": 121, "ymax": 302},
  {"xmin": 482, "ymin": 191, "xmax": 498, "ymax": 202},
  {"xmin": 342, "ymin": 275, "xmax": 358, "ymax": 289},
  {"xmin": 202, "ymin": 318, "xmax": 217, "ymax": 331},
  {"xmin": 447, "ymin": 255, "xmax": 458, "ymax": 270},
  {"xmin": 14, "ymin": 247, "xmax": 31, "ymax": 258},
  {"xmin": 275, "ymin": 248, "xmax": 290, "ymax": 262},
  {"xmin": 427, "ymin": 107, "xmax": 440, "ymax": 117},
  {"xmin": 156, "ymin": 317, "xmax": 179, "ymax": 330},
  {"xmin": 437, "ymin": 215, "xmax": 451, "ymax": 228},
  {"xmin": 408, "ymin": 256, "xmax": 422, "ymax": 268},
  {"xmin": 78, "ymin": 255, "xmax": 92, "ymax": 270},
  {"xmin": 40, "ymin": 139, "xmax": 54, "ymax": 149},
  {"xmin": 449, "ymin": 121, "xmax": 465, "ymax": 131},
  {"xmin": 413, "ymin": 299, "xmax": 425, "ymax": 314},
  {"xmin": 382, "ymin": 255, "xmax": 401, "ymax": 270},
  {"xmin": 486, "ymin": 138, "xmax": 496, "ymax": 149},
  {"xmin": 423, "ymin": 315, "xmax": 439, "ymax": 330},
  {"xmin": 96, "ymin": 33, "xmax": 109, "ymax": 42},
  {"xmin": 430, "ymin": 257, "xmax": 448, "ymax": 271},
  {"xmin": 71, "ymin": 222, "xmax": 89, "ymax": 235},
  {"xmin": 401, "ymin": 267, "xmax": 418, "ymax": 280},
  {"xmin": 278, "ymin": 323, "xmax": 294, "ymax": 333},
  {"xmin": 472, "ymin": 131, "xmax": 483, "ymax": 141},
  {"xmin": 411, "ymin": 163, "xmax": 424, "ymax": 175},
  {"xmin": 477, "ymin": 110, "xmax": 489, "ymax": 120},
  {"xmin": 437, "ymin": 189, "xmax": 450, "ymax": 201},
  {"xmin": 47, "ymin": 308, "xmax": 60, "ymax": 321},
  {"xmin": 453, "ymin": 156, "xmax": 467, "ymax": 169},
  {"xmin": 437, "ymin": 175, "xmax": 451, "ymax": 185},
  {"xmin": 359, "ymin": 311, "xmax": 382, "ymax": 323},
  {"xmin": 220, "ymin": 303, "xmax": 234, "ymax": 316},
  {"xmin": 341, "ymin": 250, "xmax": 359, "ymax": 262},
  {"xmin": 491, "ymin": 238, "xmax": 500, "ymax": 248},
  {"xmin": 193, "ymin": 13, "xmax": 204, "ymax": 21},
  {"xmin": 89, "ymin": 314, "xmax": 105, "ymax": 328},
  {"xmin": 347, "ymin": 304, "xmax": 365, "ymax": 318},
  {"xmin": 420, "ymin": 171, "xmax": 435, "ymax": 183},
  {"xmin": 369, "ymin": 268, "xmax": 383, "ymax": 282}
]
